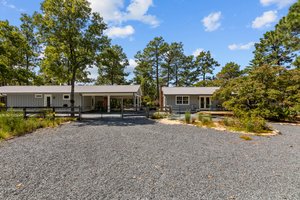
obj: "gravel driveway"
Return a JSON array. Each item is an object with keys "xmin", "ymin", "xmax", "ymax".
[{"xmin": 0, "ymin": 118, "xmax": 299, "ymax": 200}]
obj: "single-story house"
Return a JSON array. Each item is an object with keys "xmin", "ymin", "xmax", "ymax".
[
  {"xmin": 0, "ymin": 85, "xmax": 142, "ymax": 112},
  {"xmin": 162, "ymin": 87, "xmax": 220, "ymax": 112}
]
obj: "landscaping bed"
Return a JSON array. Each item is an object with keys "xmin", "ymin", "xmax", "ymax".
[
  {"xmin": 154, "ymin": 111, "xmax": 280, "ymax": 137},
  {"xmin": 0, "ymin": 110, "xmax": 75, "ymax": 140}
]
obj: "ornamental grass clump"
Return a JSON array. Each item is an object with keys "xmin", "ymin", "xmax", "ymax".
[
  {"xmin": 185, "ymin": 111, "xmax": 191, "ymax": 124},
  {"xmin": 197, "ymin": 113, "xmax": 214, "ymax": 127}
]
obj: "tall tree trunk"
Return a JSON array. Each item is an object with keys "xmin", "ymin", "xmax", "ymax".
[
  {"xmin": 155, "ymin": 52, "xmax": 159, "ymax": 103},
  {"xmin": 175, "ymin": 64, "xmax": 178, "ymax": 87},
  {"xmin": 70, "ymin": 68, "xmax": 76, "ymax": 117},
  {"xmin": 167, "ymin": 66, "xmax": 170, "ymax": 87}
]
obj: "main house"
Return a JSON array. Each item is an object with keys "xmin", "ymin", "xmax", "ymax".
[
  {"xmin": 162, "ymin": 87, "xmax": 220, "ymax": 112},
  {"xmin": 0, "ymin": 85, "xmax": 220, "ymax": 113},
  {"xmin": 0, "ymin": 85, "xmax": 142, "ymax": 112}
]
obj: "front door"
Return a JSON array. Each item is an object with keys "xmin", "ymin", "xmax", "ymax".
[
  {"xmin": 199, "ymin": 96, "xmax": 211, "ymax": 110},
  {"xmin": 44, "ymin": 94, "xmax": 52, "ymax": 107}
]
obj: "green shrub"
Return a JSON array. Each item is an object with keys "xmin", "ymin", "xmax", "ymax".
[
  {"xmin": 222, "ymin": 116, "xmax": 268, "ymax": 133},
  {"xmin": 222, "ymin": 117, "xmax": 237, "ymax": 127},
  {"xmin": 241, "ymin": 116, "xmax": 267, "ymax": 133},
  {"xmin": 185, "ymin": 111, "xmax": 191, "ymax": 123}
]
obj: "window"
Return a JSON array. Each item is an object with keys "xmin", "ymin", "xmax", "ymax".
[
  {"xmin": 199, "ymin": 96, "xmax": 211, "ymax": 110},
  {"xmin": 206, "ymin": 97, "xmax": 211, "ymax": 109},
  {"xmin": 35, "ymin": 94, "xmax": 42, "ymax": 98},
  {"xmin": 176, "ymin": 96, "xmax": 189, "ymax": 105},
  {"xmin": 63, "ymin": 94, "xmax": 70, "ymax": 100}
]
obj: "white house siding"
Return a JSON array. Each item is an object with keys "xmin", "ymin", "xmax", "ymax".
[
  {"xmin": 6, "ymin": 93, "xmax": 81, "ymax": 107},
  {"xmin": 165, "ymin": 95, "xmax": 218, "ymax": 112}
]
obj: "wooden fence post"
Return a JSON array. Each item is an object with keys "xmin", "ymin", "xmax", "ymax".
[
  {"xmin": 23, "ymin": 108, "xmax": 26, "ymax": 119},
  {"xmin": 52, "ymin": 107, "xmax": 55, "ymax": 120},
  {"xmin": 146, "ymin": 107, "xmax": 150, "ymax": 118},
  {"xmin": 78, "ymin": 106, "xmax": 82, "ymax": 120}
]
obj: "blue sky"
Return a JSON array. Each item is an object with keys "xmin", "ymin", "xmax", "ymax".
[{"xmin": 0, "ymin": 0, "xmax": 297, "ymax": 79}]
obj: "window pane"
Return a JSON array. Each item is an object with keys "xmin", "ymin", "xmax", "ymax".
[
  {"xmin": 206, "ymin": 97, "xmax": 210, "ymax": 108},
  {"xmin": 176, "ymin": 97, "xmax": 182, "ymax": 104},
  {"xmin": 182, "ymin": 96, "xmax": 188, "ymax": 105},
  {"xmin": 200, "ymin": 97, "xmax": 205, "ymax": 108}
]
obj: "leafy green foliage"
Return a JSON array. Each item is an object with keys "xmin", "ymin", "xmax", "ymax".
[
  {"xmin": 96, "ymin": 45, "xmax": 129, "ymax": 85},
  {"xmin": 0, "ymin": 20, "xmax": 35, "ymax": 85},
  {"xmin": 195, "ymin": 51, "xmax": 219, "ymax": 86},
  {"xmin": 214, "ymin": 1, "xmax": 300, "ymax": 122},
  {"xmin": 251, "ymin": 0, "xmax": 300, "ymax": 69},
  {"xmin": 0, "ymin": 110, "xmax": 74, "ymax": 139},
  {"xmin": 134, "ymin": 37, "xmax": 168, "ymax": 101},
  {"xmin": 222, "ymin": 116, "xmax": 268, "ymax": 133},
  {"xmin": 215, "ymin": 65, "xmax": 300, "ymax": 120},
  {"xmin": 216, "ymin": 62, "xmax": 242, "ymax": 83},
  {"xmin": 36, "ymin": 0, "xmax": 109, "ymax": 111}
]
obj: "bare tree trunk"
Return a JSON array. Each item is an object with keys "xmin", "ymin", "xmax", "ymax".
[
  {"xmin": 155, "ymin": 53, "xmax": 159, "ymax": 104},
  {"xmin": 70, "ymin": 68, "xmax": 76, "ymax": 117}
]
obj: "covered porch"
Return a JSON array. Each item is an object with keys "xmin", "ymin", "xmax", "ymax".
[{"xmin": 81, "ymin": 93, "xmax": 142, "ymax": 113}]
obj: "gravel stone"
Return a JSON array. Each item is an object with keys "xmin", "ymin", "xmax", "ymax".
[{"xmin": 0, "ymin": 119, "xmax": 299, "ymax": 199}]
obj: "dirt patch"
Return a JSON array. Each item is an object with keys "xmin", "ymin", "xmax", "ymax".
[
  {"xmin": 157, "ymin": 118, "xmax": 183, "ymax": 125},
  {"xmin": 156, "ymin": 118, "xmax": 280, "ymax": 136}
]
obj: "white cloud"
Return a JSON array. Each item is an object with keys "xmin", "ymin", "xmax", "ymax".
[
  {"xmin": 192, "ymin": 48, "xmax": 204, "ymax": 57},
  {"xmin": 260, "ymin": 0, "xmax": 297, "ymax": 8},
  {"xmin": 125, "ymin": 0, "xmax": 159, "ymax": 27},
  {"xmin": 126, "ymin": 59, "xmax": 138, "ymax": 72},
  {"xmin": 105, "ymin": 25, "xmax": 135, "ymax": 38},
  {"xmin": 252, "ymin": 10, "xmax": 277, "ymax": 29},
  {"xmin": 89, "ymin": 0, "xmax": 159, "ymax": 27},
  {"xmin": 1, "ymin": 0, "xmax": 24, "ymax": 12},
  {"xmin": 228, "ymin": 42, "xmax": 255, "ymax": 50},
  {"xmin": 202, "ymin": 12, "xmax": 222, "ymax": 32},
  {"xmin": 86, "ymin": 66, "xmax": 98, "ymax": 81},
  {"xmin": 89, "ymin": 0, "xmax": 124, "ymax": 22}
]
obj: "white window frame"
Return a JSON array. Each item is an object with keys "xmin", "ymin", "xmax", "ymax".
[
  {"xmin": 199, "ymin": 96, "xmax": 211, "ymax": 110},
  {"xmin": 35, "ymin": 94, "xmax": 43, "ymax": 98},
  {"xmin": 175, "ymin": 96, "xmax": 190, "ymax": 105},
  {"xmin": 63, "ymin": 94, "xmax": 70, "ymax": 101}
]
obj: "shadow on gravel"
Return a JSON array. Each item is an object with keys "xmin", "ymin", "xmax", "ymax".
[{"xmin": 75, "ymin": 117, "xmax": 157, "ymax": 127}]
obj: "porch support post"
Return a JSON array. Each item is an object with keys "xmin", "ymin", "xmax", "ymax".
[
  {"xmin": 133, "ymin": 94, "xmax": 136, "ymax": 110},
  {"xmin": 107, "ymin": 95, "xmax": 111, "ymax": 113},
  {"xmin": 82, "ymin": 95, "xmax": 84, "ymax": 112},
  {"xmin": 139, "ymin": 96, "xmax": 142, "ymax": 109}
]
